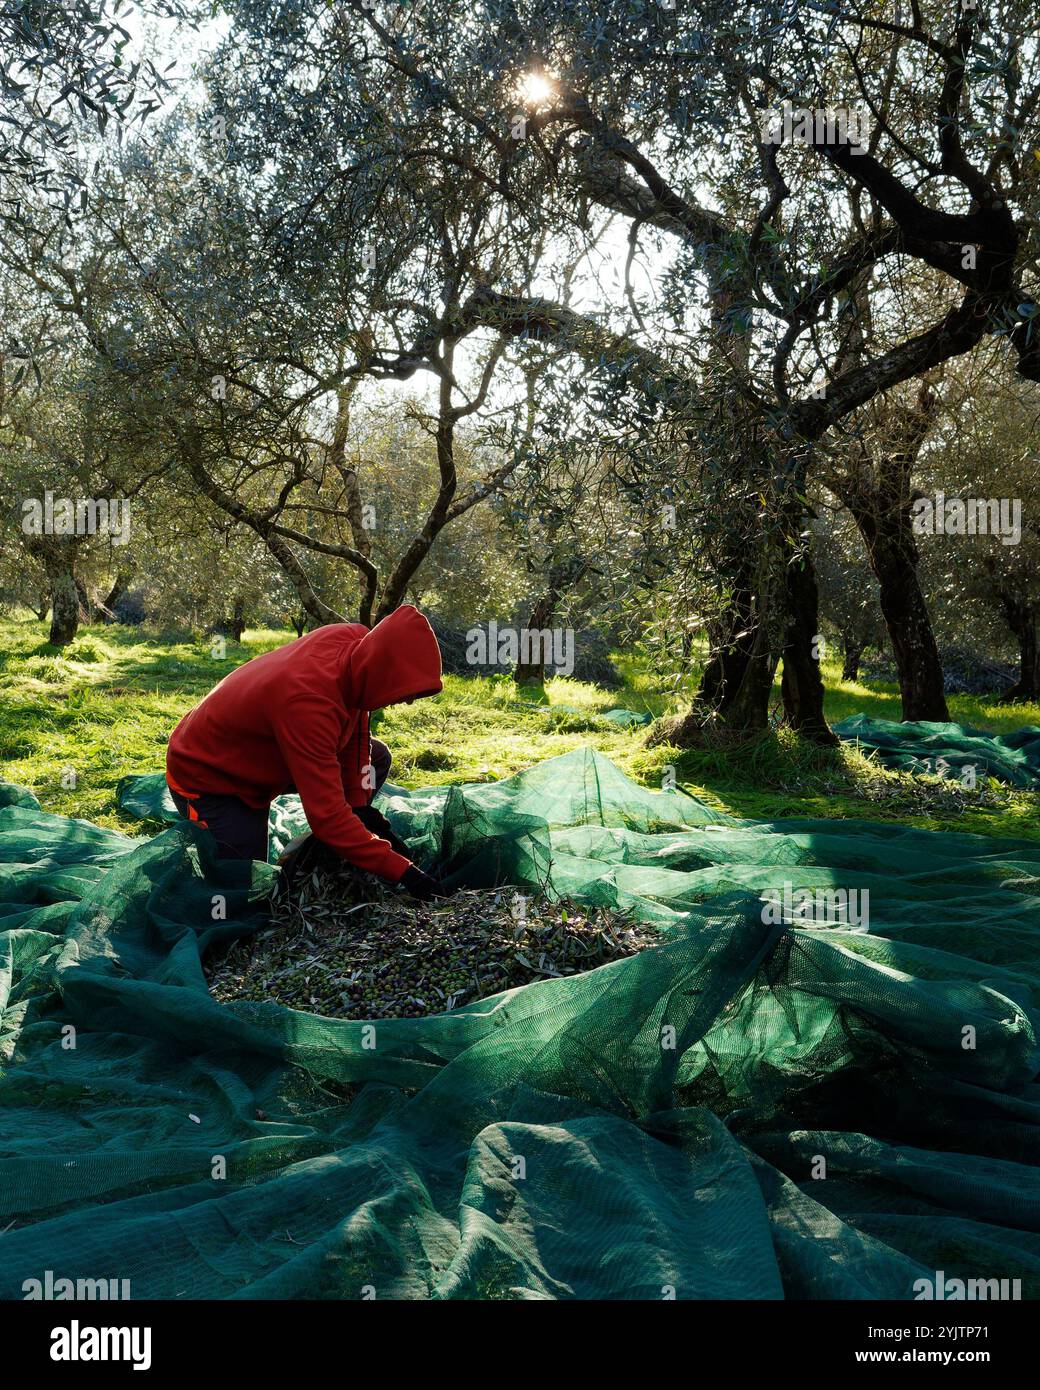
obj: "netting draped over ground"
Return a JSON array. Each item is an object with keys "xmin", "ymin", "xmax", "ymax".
[
  {"xmin": 1, "ymin": 748, "xmax": 1039, "ymax": 1299},
  {"xmin": 835, "ymin": 714, "xmax": 1040, "ymax": 787}
]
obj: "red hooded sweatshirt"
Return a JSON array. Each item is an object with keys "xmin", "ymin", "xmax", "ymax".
[{"xmin": 165, "ymin": 606, "xmax": 442, "ymax": 881}]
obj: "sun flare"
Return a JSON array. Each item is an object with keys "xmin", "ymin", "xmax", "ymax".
[{"xmin": 518, "ymin": 71, "xmax": 556, "ymax": 108}]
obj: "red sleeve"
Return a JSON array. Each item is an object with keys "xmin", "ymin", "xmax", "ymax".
[
  {"xmin": 338, "ymin": 711, "xmax": 371, "ymax": 808},
  {"xmin": 274, "ymin": 699, "xmax": 411, "ymax": 882}
]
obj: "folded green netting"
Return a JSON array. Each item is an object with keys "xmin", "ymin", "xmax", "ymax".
[
  {"xmin": 526, "ymin": 704, "xmax": 652, "ymax": 727},
  {"xmin": 2, "ymin": 748, "xmax": 1039, "ymax": 1299},
  {"xmin": 599, "ymin": 707, "xmax": 653, "ymax": 726},
  {"xmin": 835, "ymin": 714, "xmax": 1040, "ymax": 788}
]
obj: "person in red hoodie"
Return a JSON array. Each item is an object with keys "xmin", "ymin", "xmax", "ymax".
[{"xmin": 165, "ymin": 605, "xmax": 450, "ymax": 900}]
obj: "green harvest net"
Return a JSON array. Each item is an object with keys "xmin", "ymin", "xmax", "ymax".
[
  {"xmin": 835, "ymin": 714, "xmax": 1040, "ymax": 788},
  {"xmin": 2, "ymin": 747, "xmax": 1039, "ymax": 1300},
  {"xmin": 544, "ymin": 705, "xmax": 653, "ymax": 727}
]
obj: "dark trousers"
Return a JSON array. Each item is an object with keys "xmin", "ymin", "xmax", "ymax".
[{"xmin": 170, "ymin": 738, "xmax": 392, "ymax": 862}]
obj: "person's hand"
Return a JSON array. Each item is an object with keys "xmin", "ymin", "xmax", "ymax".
[
  {"xmin": 400, "ymin": 865, "xmax": 455, "ymax": 902},
  {"xmin": 277, "ymin": 832, "xmax": 340, "ymax": 875},
  {"xmin": 355, "ymin": 804, "xmax": 411, "ymax": 859},
  {"xmin": 274, "ymin": 832, "xmax": 341, "ymax": 900}
]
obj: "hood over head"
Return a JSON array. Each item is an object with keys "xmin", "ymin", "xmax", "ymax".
[{"xmin": 342, "ymin": 605, "xmax": 443, "ymax": 711}]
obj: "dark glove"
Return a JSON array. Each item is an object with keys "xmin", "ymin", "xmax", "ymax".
[
  {"xmin": 275, "ymin": 833, "xmax": 341, "ymax": 899},
  {"xmin": 355, "ymin": 804, "xmax": 412, "ymax": 859},
  {"xmin": 400, "ymin": 865, "xmax": 454, "ymax": 902}
]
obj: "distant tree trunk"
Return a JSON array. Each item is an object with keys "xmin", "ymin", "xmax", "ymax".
[
  {"xmin": 685, "ymin": 556, "xmax": 780, "ymax": 741},
  {"xmin": 999, "ymin": 598, "xmax": 1040, "ymax": 703},
  {"xmin": 514, "ymin": 592, "xmax": 556, "ymax": 686},
  {"xmin": 74, "ymin": 576, "xmax": 95, "ymax": 621},
  {"xmin": 513, "ymin": 558, "xmax": 586, "ymax": 686},
  {"xmin": 841, "ymin": 638, "xmax": 865, "ymax": 682},
  {"xmin": 848, "ymin": 505, "xmax": 949, "ymax": 721},
  {"xmin": 779, "ymin": 547, "xmax": 837, "ymax": 745},
  {"xmin": 229, "ymin": 597, "xmax": 247, "ymax": 643},
  {"xmin": 26, "ymin": 539, "xmax": 81, "ymax": 647},
  {"xmin": 877, "ymin": 553, "xmax": 949, "ymax": 721},
  {"xmin": 49, "ymin": 579, "xmax": 80, "ymax": 646},
  {"xmin": 696, "ymin": 577, "xmax": 759, "ymax": 714},
  {"xmin": 99, "ymin": 570, "xmax": 132, "ymax": 621},
  {"xmin": 688, "ymin": 507, "xmax": 835, "ymax": 744},
  {"xmin": 36, "ymin": 594, "xmax": 50, "ymax": 622},
  {"xmin": 832, "ymin": 382, "xmax": 948, "ymax": 722},
  {"xmin": 291, "ymin": 613, "xmax": 307, "ymax": 637}
]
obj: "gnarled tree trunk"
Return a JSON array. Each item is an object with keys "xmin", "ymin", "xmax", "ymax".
[
  {"xmin": 688, "ymin": 492, "xmax": 834, "ymax": 744},
  {"xmin": 999, "ymin": 597, "xmax": 1040, "ymax": 703},
  {"xmin": 100, "ymin": 570, "xmax": 132, "ymax": 622},
  {"xmin": 779, "ymin": 543, "xmax": 837, "ymax": 744},
  {"xmin": 74, "ymin": 576, "xmax": 97, "ymax": 622},
  {"xmin": 845, "ymin": 500, "xmax": 949, "ymax": 721},
  {"xmin": 696, "ymin": 576, "xmax": 759, "ymax": 717},
  {"xmin": 26, "ymin": 538, "xmax": 81, "ymax": 647},
  {"xmin": 833, "ymin": 384, "xmax": 949, "ymax": 722},
  {"xmin": 49, "ymin": 577, "xmax": 80, "ymax": 646}
]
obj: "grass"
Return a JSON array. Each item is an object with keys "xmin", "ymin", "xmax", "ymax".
[{"xmin": 1, "ymin": 611, "xmax": 1038, "ymax": 843}]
